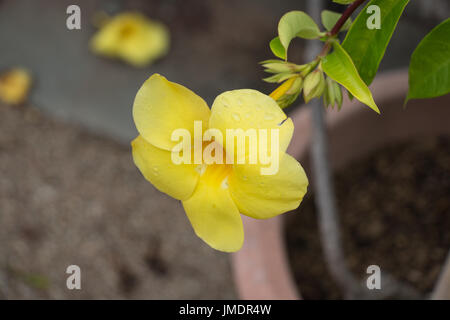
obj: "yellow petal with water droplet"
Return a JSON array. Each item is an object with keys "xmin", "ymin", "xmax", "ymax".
[
  {"xmin": 209, "ymin": 89, "xmax": 294, "ymax": 162},
  {"xmin": 133, "ymin": 74, "xmax": 211, "ymax": 151},
  {"xmin": 131, "ymin": 135, "xmax": 199, "ymax": 200},
  {"xmin": 229, "ymin": 153, "xmax": 308, "ymax": 219},
  {"xmin": 182, "ymin": 163, "xmax": 243, "ymax": 252}
]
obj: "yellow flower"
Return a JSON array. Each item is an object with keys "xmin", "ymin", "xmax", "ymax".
[
  {"xmin": 0, "ymin": 68, "xmax": 32, "ymax": 105},
  {"xmin": 90, "ymin": 12, "xmax": 169, "ymax": 67},
  {"xmin": 131, "ymin": 74, "xmax": 308, "ymax": 252}
]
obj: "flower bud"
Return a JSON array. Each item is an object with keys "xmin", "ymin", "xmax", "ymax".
[
  {"xmin": 324, "ymin": 76, "xmax": 336, "ymax": 108},
  {"xmin": 263, "ymin": 72, "xmax": 297, "ymax": 83},
  {"xmin": 277, "ymin": 91, "xmax": 301, "ymax": 109},
  {"xmin": 322, "ymin": 77, "xmax": 343, "ymax": 110},
  {"xmin": 303, "ymin": 69, "xmax": 325, "ymax": 103},
  {"xmin": 333, "ymin": 81, "xmax": 343, "ymax": 110},
  {"xmin": 323, "ymin": 85, "xmax": 330, "ymax": 108},
  {"xmin": 261, "ymin": 60, "xmax": 308, "ymax": 74},
  {"xmin": 263, "ymin": 62, "xmax": 293, "ymax": 73},
  {"xmin": 286, "ymin": 76, "xmax": 303, "ymax": 95},
  {"xmin": 269, "ymin": 76, "xmax": 303, "ymax": 109}
]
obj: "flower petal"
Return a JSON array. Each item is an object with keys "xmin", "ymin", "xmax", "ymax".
[
  {"xmin": 182, "ymin": 165, "xmax": 244, "ymax": 252},
  {"xmin": 131, "ymin": 135, "xmax": 199, "ymax": 200},
  {"xmin": 229, "ymin": 153, "xmax": 308, "ymax": 219},
  {"xmin": 209, "ymin": 89, "xmax": 294, "ymax": 159},
  {"xmin": 133, "ymin": 74, "xmax": 211, "ymax": 151},
  {"xmin": 119, "ymin": 18, "xmax": 170, "ymax": 67}
]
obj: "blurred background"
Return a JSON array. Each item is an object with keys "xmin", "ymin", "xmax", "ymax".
[{"xmin": 0, "ymin": 0, "xmax": 448, "ymax": 299}]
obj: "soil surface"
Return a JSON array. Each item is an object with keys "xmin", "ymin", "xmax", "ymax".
[
  {"xmin": 285, "ymin": 137, "xmax": 450, "ymax": 299},
  {"xmin": 0, "ymin": 104, "xmax": 236, "ymax": 299}
]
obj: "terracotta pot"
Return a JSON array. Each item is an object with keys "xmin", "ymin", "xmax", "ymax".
[{"xmin": 231, "ymin": 69, "xmax": 450, "ymax": 300}]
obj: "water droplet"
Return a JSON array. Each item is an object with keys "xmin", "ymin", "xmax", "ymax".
[
  {"xmin": 232, "ymin": 113, "xmax": 241, "ymax": 122},
  {"xmin": 244, "ymin": 112, "xmax": 252, "ymax": 119},
  {"xmin": 221, "ymin": 177, "xmax": 229, "ymax": 189},
  {"xmin": 152, "ymin": 167, "xmax": 159, "ymax": 176},
  {"xmin": 264, "ymin": 113, "xmax": 275, "ymax": 121},
  {"xmin": 195, "ymin": 164, "xmax": 206, "ymax": 175}
]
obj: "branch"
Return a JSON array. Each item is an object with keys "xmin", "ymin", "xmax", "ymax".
[
  {"xmin": 330, "ymin": 0, "xmax": 366, "ymax": 36},
  {"xmin": 319, "ymin": 0, "xmax": 366, "ymax": 57}
]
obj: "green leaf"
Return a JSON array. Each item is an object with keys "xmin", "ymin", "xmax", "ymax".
[
  {"xmin": 342, "ymin": 0, "xmax": 410, "ymax": 85},
  {"xmin": 407, "ymin": 18, "xmax": 450, "ymax": 101},
  {"xmin": 333, "ymin": 0, "xmax": 355, "ymax": 4},
  {"xmin": 269, "ymin": 37, "xmax": 286, "ymax": 60},
  {"xmin": 278, "ymin": 11, "xmax": 321, "ymax": 55},
  {"xmin": 322, "ymin": 41, "xmax": 380, "ymax": 113},
  {"xmin": 321, "ymin": 10, "xmax": 352, "ymax": 32}
]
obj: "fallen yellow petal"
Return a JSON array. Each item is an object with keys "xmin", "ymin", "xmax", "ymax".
[
  {"xmin": 90, "ymin": 12, "xmax": 170, "ymax": 67},
  {"xmin": 0, "ymin": 68, "xmax": 32, "ymax": 105}
]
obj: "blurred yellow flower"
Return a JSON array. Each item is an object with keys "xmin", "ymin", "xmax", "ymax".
[
  {"xmin": 90, "ymin": 12, "xmax": 169, "ymax": 67},
  {"xmin": 0, "ymin": 68, "xmax": 32, "ymax": 105},
  {"xmin": 131, "ymin": 74, "xmax": 308, "ymax": 252}
]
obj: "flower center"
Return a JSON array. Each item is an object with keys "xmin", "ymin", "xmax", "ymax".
[
  {"xmin": 119, "ymin": 23, "xmax": 137, "ymax": 39},
  {"xmin": 197, "ymin": 141, "xmax": 232, "ymax": 189}
]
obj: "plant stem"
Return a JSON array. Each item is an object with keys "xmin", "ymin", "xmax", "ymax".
[
  {"xmin": 330, "ymin": 0, "xmax": 366, "ymax": 35},
  {"xmin": 319, "ymin": 0, "xmax": 366, "ymax": 57}
]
